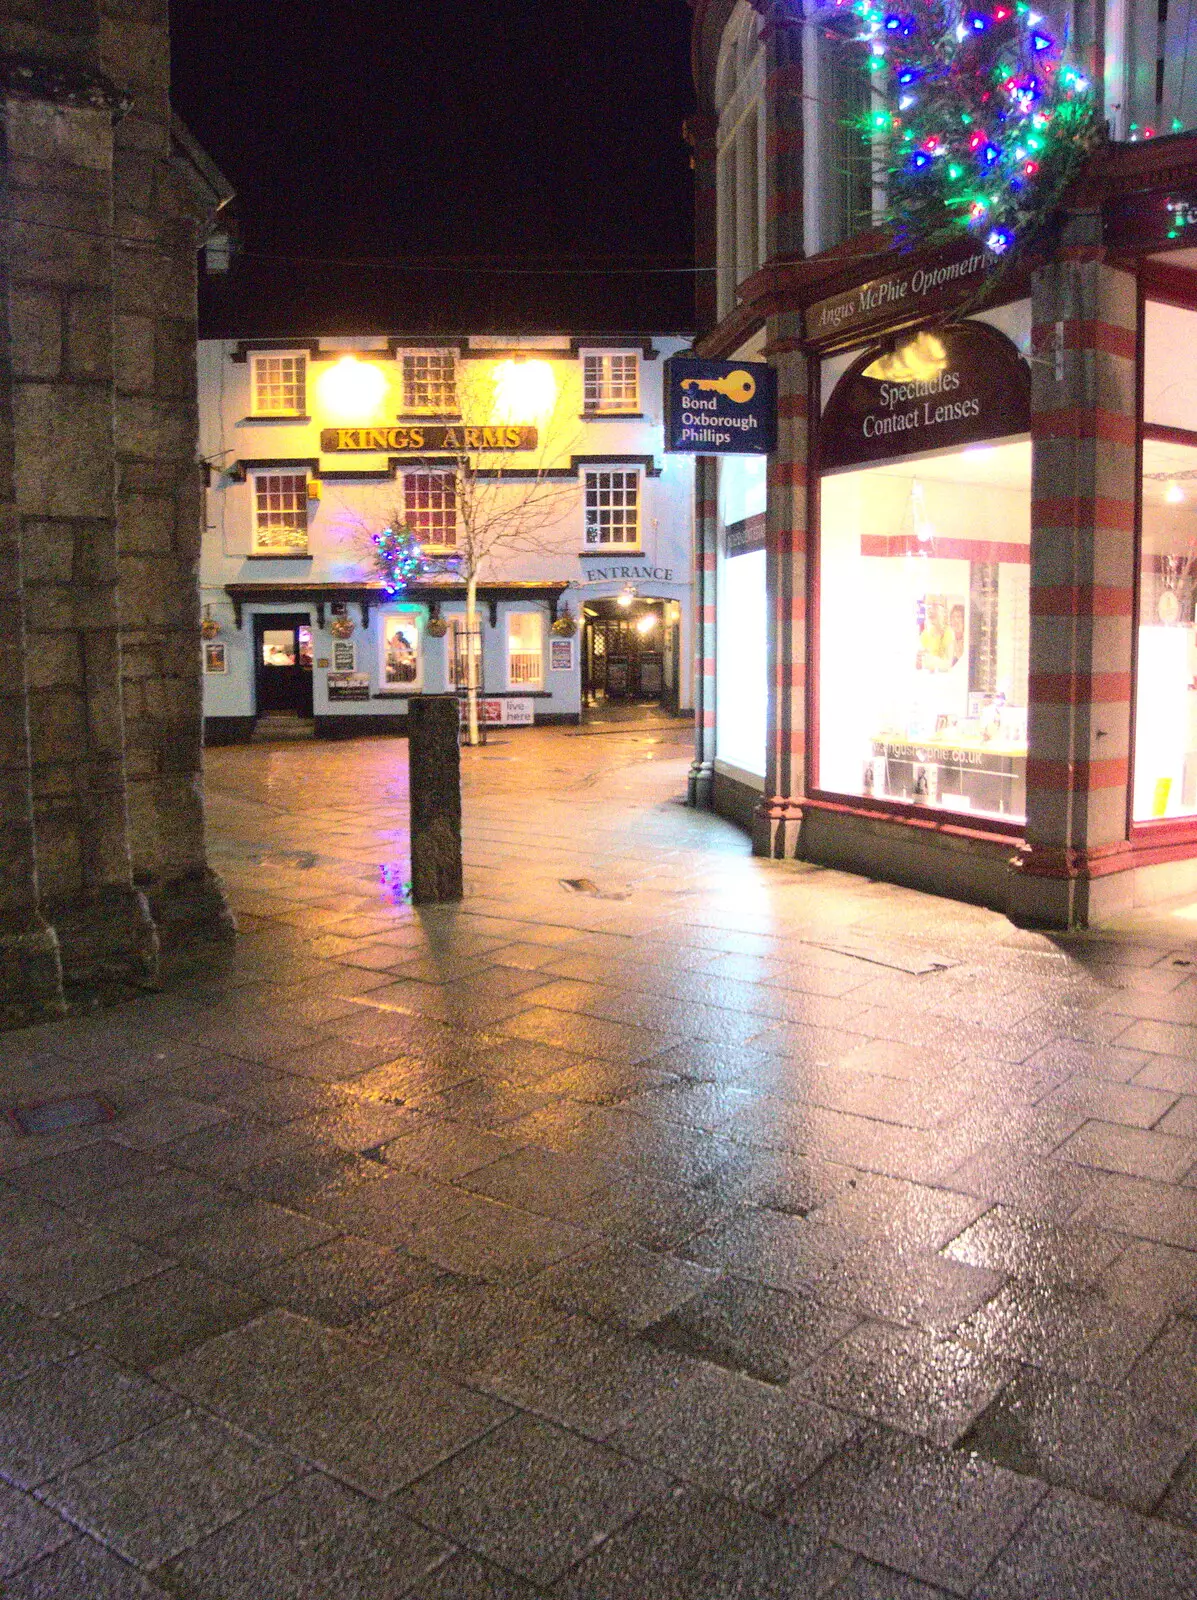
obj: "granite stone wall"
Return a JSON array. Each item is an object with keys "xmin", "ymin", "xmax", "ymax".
[{"xmin": 0, "ymin": 1, "xmax": 231, "ymax": 1029}]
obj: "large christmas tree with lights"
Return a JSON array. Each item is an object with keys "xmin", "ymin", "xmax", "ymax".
[{"xmin": 820, "ymin": 0, "xmax": 1100, "ymax": 253}]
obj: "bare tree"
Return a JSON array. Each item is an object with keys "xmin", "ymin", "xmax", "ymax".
[{"xmin": 339, "ymin": 359, "xmax": 582, "ymax": 745}]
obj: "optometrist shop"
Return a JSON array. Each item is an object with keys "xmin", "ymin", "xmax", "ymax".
[{"xmin": 693, "ymin": 214, "xmax": 1197, "ymax": 926}]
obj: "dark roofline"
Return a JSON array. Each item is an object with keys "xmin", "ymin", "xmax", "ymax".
[{"xmin": 201, "ymin": 328, "xmax": 694, "ymax": 346}]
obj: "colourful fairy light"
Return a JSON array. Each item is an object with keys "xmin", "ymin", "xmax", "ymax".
[
  {"xmin": 371, "ymin": 524, "xmax": 424, "ymax": 595},
  {"xmin": 814, "ymin": 0, "xmax": 1097, "ymax": 255}
]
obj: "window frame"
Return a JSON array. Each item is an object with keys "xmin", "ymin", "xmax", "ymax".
[
  {"xmin": 1129, "ymin": 279, "xmax": 1197, "ymax": 848},
  {"xmin": 582, "ymin": 351, "xmax": 641, "ymax": 415},
  {"xmin": 402, "ymin": 470, "xmax": 458, "ymax": 550},
  {"xmin": 806, "ymin": 348, "xmax": 1030, "ymax": 842},
  {"xmin": 715, "ymin": 3, "xmax": 767, "ymax": 318},
  {"xmin": 399, "ymin": 349, "xmax": 459, "ymax": 416},
  {"xmin": 506, "ymin": 610, "xmax": 545, "ymax": 690},
  {"xmin": 249, "ymin": 469, "xmax": 311, "ymax": 555},
  {"xmin": 249, "ymin": 351, "xmax": 308, "ymax": 418},
  {"xmin": 378, "ymin": 610, "xmax": 424, "ymax": 695},
  {"xmin": 582, "ymin": 467, "xmax": 642, "ymax": 551}
]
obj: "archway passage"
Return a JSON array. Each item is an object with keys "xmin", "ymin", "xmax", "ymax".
[{"xmin": 582, "ymin": 596, "xmax": 681, "ymax": 717}]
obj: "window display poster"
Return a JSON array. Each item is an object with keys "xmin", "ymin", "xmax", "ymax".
[
  {"xmin": 915, "ymin": 593, "xmax": 966, "ymax": 673},
  {"xmin": 332, "ymin": 640, "xmax": 355, "ymax": 671},
  {"xmin": 204, "ymin": 642, "xmax": 227, "ymax": 674},
  {"xmin": 327, "ymin": 672, "xmax": 370, "ymax": 702},
  {"xmin": 550, "ymin": 637, "xmax": 574, "ymax": 672}
]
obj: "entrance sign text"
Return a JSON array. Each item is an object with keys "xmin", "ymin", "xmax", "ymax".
[
  {"xmin": 664, "ymin": 358, "xmax": 777, "ymax": 455},
  {"xmin": 578, "ymin": 564, "xmax": 674, "ymax": 583},
  {"xmin": 321, "ymin": 425, "xmax": 538, "ymax": 453}
]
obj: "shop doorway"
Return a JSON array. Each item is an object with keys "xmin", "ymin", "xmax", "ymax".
[
  {"xmin": 583, "ymin": 597, "xmax": 674, "ymax": 710},
  {"xmin": 254, "ymin": 614, "xmax": 314, "ymax": 718}
]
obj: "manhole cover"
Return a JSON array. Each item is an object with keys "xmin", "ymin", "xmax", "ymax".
[{"xmin": 7, "ymin": 1095, "xmax": 114, "ymax": 1136}]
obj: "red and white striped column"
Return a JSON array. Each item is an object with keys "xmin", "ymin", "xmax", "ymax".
[
  {"xmin": 1012, "ymin": 254, "xmax": 1138, "ymax": 924},
  {"xmin": 754, "ymin": 315, "xmax": 811, "ymax": 858},
  {"xmin": 688, "ymin": 453, "xmax": 719, "ymax": 809}
]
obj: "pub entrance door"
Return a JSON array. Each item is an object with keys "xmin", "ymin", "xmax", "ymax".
[
  {"xmin": 583, "ymin": 599, "xmax": 666, "ymax": 705},
  {"xmin": 254, "ymin": 614, "xmax": 314, "ymax": 717}
]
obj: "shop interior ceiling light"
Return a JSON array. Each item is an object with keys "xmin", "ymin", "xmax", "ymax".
[
  {"xmin": 910, "ymin": 479, "xmax": 936, "ymax": 543},
  {"xmin": 812, "ymin": 0, "xmax": 1099, "ymax": 254},
  {"xmin": 1166, "ymin": 482, "xmax": 1187, "ymax": 504}
]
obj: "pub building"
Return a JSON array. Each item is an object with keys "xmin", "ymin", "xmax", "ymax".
[
  {"xmin": 685, "ymin": 0, "xmax": 1197, "ymax": 925},
  {"xmin": 196, "ymin": 333, "xmax": 696, "ymax": 740}
]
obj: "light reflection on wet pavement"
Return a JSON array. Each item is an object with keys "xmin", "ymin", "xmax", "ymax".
[{"xmin": 1, "ymin": 723, "xmax": 1197, "ymax": 1596}]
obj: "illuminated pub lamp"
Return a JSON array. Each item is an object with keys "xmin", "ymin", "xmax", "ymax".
[
  {"xmin": 318, "ymin": 356, "xmax": 388, "ymax": 422},
  {"xmin": 491, "ymin": 358, "xmax": 557, "ymax": 424}
]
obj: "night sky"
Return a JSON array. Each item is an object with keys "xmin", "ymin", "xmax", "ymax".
[{"xmin": 168, "ymin": 0, "xmax": 698, "ymax": 338}]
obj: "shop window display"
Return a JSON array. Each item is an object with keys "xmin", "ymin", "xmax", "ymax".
[
  {"xmin": 818, "ymin": 438, "xmax": 1031, "ymax": 821},
  {"xmin": 716, "ymin": 453, "xmax": 768, "ymax": 778},
  {"xmin": 1133, "ymin": 301, "xmax": 1197, "ymax": 823},
  {"xmin": 508, "ymin": 612, "xmax": 544, "ymax": 688}
]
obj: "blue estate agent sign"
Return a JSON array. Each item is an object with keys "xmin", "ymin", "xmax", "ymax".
[{"xmin": 664, "ymin": 357, "xmax": 777, "ymax": 455}]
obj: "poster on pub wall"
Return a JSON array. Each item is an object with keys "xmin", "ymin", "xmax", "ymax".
[
  {"xmin": 664, "ymin": 358, "xmax": 777, "ymax": 455},
  {"xmin": 457, "ymin": 697, "xmax": 535, "ymax": 727},
  {"xmin": 327, "ymin": 672, "xmax": 369, "ymax": 702}
]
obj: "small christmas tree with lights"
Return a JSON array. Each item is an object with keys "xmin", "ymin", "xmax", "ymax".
[{"xmin": 371, "ymin": 523, "xmax": 424, "ymax": 595}]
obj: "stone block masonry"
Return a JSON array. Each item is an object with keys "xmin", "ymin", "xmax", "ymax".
[{"xmin": 0, "ymin": 4, "xmax": 232, "ymax": 1029}]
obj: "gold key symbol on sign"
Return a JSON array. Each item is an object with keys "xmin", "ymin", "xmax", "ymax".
[{"xmin": 681, "ymin": 369, "xmax": 757, "ymax": 405}]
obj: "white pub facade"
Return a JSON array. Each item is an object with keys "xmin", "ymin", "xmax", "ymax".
[{"xmin": 197, "ymin": 333, "xmax": 696, "ymax": 740}]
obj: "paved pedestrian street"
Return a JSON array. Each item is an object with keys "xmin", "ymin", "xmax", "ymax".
[{"xmin": 4, "ymin": 722, "xmax": 1197, "ymax": 1598}]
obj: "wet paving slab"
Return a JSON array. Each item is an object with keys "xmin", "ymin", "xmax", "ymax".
[{"xmin": 2, "ymin": 723, "xmax": 1197, "ymax": 1595}]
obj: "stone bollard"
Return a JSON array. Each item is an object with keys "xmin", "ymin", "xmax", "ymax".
[{"xmin": 406, "ymin": 696, "xmax": 464, "ymax": 904}]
